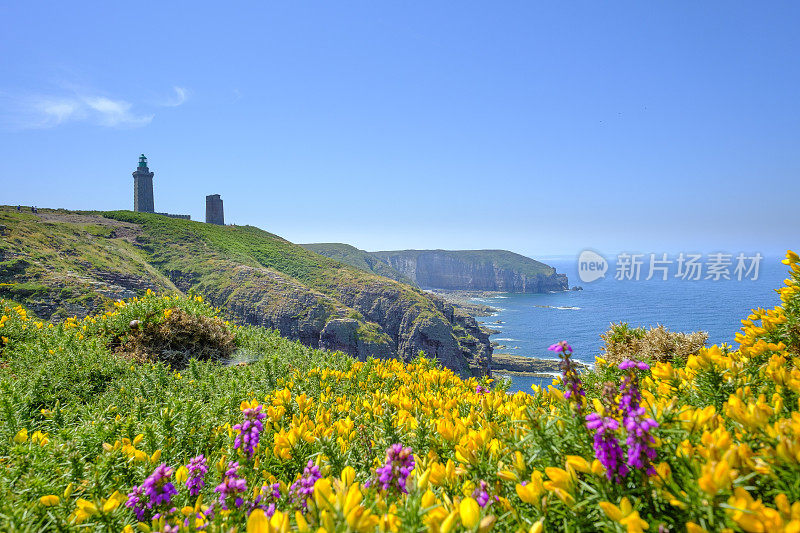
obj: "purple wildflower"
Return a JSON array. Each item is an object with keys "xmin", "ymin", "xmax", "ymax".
[
  {"xmin": 471, "ymin": 480, "xmax": 493, "ymax": 508},
  {"xmin": 214, "ymin": 461, "xmax": 247, "ymax": 510},
  {"xmin": 619, "ymin": 359, "xmax": 650, "ymax": 371},
  {"xmin": 142, "ymin": 464, "xmax": 178, "ymax": 509},
  {"xmin": 552, "ymin": 341, "xmax": 585, "ymax": 409},
  {"xmin": 186, "ymin": 455, "xmax": 208, "ymax": 496},
  {"xmin": 618, "ymin": 361, "xmax": 659, "ymax": 475},
  {"xmin": 234, "ymin": 404, "xmax": 266, "ymax": 459},
  {"xmin": 585, "ymin": 412, "xmax": 628, "ymax": 482},
  {"xmin": 253, "ymin": 483, "xmax": 281, "ymax": 516},
  {"xmin": 125, "ymin": 484, "xmax": 146, "ymax": 521},
  {"xmin": 476, "ymin": 385, "xmax": 490, "ymax": 394},
  {"xmin": 289, "ymin": 460, "xmax": 322, "ymax": 511},
  {"xmin": 548, "ymin": 340, "xmax": 572, "ymax": 353},
  {"xmin": 374, "ymin": 444, "xmax": 415, "ymax": 493},
  {"xmin": 126, "ymin": 464, "xmax": 178, "ymax": 522}
]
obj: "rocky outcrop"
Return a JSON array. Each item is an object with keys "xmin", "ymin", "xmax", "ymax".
[
  {"xmin": 168, "ymin": 263, "xmax": 490, "ymax": 377},
  {"xmin": 371, "ymin": 250, "xmax": 568, "ymax": 293},
  {"xmin": 492, "ymin": 353, "xmax": 588, "ymax": 375},
  {"xmin": 0, "ymin": 208, "xmax": 494, "ymax": 377}
]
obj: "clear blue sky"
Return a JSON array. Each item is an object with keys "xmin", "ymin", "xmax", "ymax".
[{"xmin": 1, "ymin": 2, "xmax": 798, "ymax": 257}]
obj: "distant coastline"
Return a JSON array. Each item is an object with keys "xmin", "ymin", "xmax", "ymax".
[
  {"xmin": 425, "ymin": 289, "xmax": 500, "ymax": 317},
  {"xmin": 424, "ymin": 289, "xmax": 582, "ymax": 378}
]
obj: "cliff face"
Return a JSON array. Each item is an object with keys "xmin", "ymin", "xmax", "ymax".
[
  {"xmin": 300, "ymin": 243, "xmax": 415, "ymax": 285},
  {"xmin": 372, "ymin": 250, "xmax": 568, "ymax": 293},
  {"xmin": 0, "ymin": 208, "xmax": 491, "ymax": 377}
]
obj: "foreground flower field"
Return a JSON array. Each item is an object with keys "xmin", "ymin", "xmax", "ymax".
[{"xmin": 1, "ymin": 252, "xmax": 799, "ymax": 532}]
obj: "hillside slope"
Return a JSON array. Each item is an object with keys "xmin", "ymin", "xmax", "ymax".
[
  {"xmin": 0, "ymin": 207, "xmax": 490, "ymax": 376},
  {"xmin": 372, "ymin": 249, "xmax": 568, "ymax": 292},
  {"xmin": 300, "ymin": 243, "xmax": 414, "ymax": 285}
]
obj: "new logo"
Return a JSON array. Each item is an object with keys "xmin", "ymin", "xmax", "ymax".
[{"xmin": 578, "ymin": 250, "xmax": 608, "ymax": 283}]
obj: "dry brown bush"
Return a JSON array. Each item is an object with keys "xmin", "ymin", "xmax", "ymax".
[
  {"xmin": 600, "ymin": 322, "xmax": 707, "ymax": 365},
  {"xmin": 118, "ymin": 308, "xmax": 235, "ymax": 369}
]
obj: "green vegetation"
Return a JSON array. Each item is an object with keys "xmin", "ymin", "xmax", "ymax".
[
  {"xmin": 300, "ymin": 243, "xmax": 415, "ymax": 285},
  {"xmin": 0, "ymin": 294, "xmax": 354, "ymax": 529},
  {"xmin": 373, "ymin": 249, "xmax": 557, "ymax": 278},
  {"xmin": 0, "ymin": 207, "xmax": 487, "ymax": 373},
  {"xmin": 2, "ymin": 253, "xmax": 800, "ymax": 531}
]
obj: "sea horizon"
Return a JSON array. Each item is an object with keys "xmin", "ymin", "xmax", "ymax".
[{"xmin": 477, "ymin": 253, "xmax": 788, "ymax": 394}]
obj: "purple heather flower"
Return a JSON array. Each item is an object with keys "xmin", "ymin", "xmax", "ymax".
[
  {"xmin": 234, "ymin": 404, "xmax": 266, "ymax": 459},
  {"xmin": 585, "ymin": 412, "xmax": 628, "ymax": 482},
  {"xmin": 619, "ymin": 359, "xmax": 650, "ymax": 371},
  {"xmin": 289, "ymin": 460, "xmax": 322, "ymax": 511},
  {"xmin": 126, "ymin": 464, "xmax": 179, "ymax": 522},
  {"xmin": 548, "ymin": 340, "xmax": 572, "ymax": 353},
  {"xmin": 186, "ymin": 455, "xmax": 208, "ymax": 497},
  {"xmin": 476, "ymin": 385, "xmax": 490, "ymax": 394},
  {"xmin": 623, "ymin": 406, "xmax": 659, "ymax": 475},
  {"xmin": 471, "ymin": 480, "xmax": 493, "ymax": 508},
  {"xmin": 142, "ymin": 464, "xmax": 178, "ymax": 509},
  {"xmin": 374, "ymin": 444, "xmax": 415, "ymax": 493},
  {"xmin": 253, "ymin": 483, "xmax": 281, "ymax": 516},
  {"xmin": 618, "ymin": 362, "xmax": 659, "ymax": 476},
  {"xmin": 214, "ymin": 461, "xmax": 247, "ymax": 510},
  {"xmin": 553, "ymin": 341, "xmax": 585, "ymax": 408},
  {"xmin": 125, "ymin": 484, "xmax": 146, "ymax": 521}
]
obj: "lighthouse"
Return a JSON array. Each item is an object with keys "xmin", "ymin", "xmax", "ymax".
[{"xmin": 132, "ymin": 154, "xmax": 155, "ymax": 213}]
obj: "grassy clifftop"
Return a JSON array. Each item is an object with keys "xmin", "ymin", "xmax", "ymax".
[
  {"xmin": 301, "ymin": 245, "xmax": 566, "ymax": 293},
  {"xmin": 375, "ymin": 249, "xmax": 557, "ymax": 277},
  {"xmin": 0, "ymin": 207, "xmax": 491, "ymax": 375},
  {"xmin": 300, "ymin": 242, "xmax": 415, "ymax": 285},
  {"xmin": 371, "ymin": 249, "xmax": 568, "ymax": 292}
]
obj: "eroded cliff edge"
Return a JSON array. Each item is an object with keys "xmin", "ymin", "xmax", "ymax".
[
  {"xmin": 371, "ymin": 249, "xmax": 567, "ymax": 292},
  {"xmin": 301, "ymin": 245, "xmax": 568, "ymax": 293},
  {"xmin": 0, "ymin": 208, "xmax": 491, "ymax": 377}
]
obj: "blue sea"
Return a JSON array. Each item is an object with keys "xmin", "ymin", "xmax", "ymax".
[{"xmin": 476, "ymin": 255, "xmax": 788, "ymax": 394}]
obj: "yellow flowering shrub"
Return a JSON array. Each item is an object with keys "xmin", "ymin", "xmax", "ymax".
[{"xmin": 0, "ymin": 252, "xmax": 798, "ymax": 531}]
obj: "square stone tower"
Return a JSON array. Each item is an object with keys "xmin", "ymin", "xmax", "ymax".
[
  {"xmin": 206, "ymin": 194, "xmax": 224, "ymax": 225},
  {"xmin": 132, "ymin": 154, "xmax": 155, "ymax": 213}
]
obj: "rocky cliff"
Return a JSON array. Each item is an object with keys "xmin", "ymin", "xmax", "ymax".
[
  {"xmin": 371, "ymin": 249, "xmax": 568, "ymax": 292},
  {"xmin": 300, "ymin": 243, "xmax": 415, "ymax": 285},
  {"xmin": 0, "ymin": 208, "xmax": 491, "ymax": 377}
]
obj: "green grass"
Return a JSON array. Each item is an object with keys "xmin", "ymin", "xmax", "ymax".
[
  {"xmin": 0, "ymin": 294, "xmax": 355, "ymax": 529},
  {"xmin": 300, "ymin": 242, "xmax": 416, "ymax": 284}
]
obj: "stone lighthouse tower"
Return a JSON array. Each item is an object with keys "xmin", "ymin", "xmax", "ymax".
[{"xmin": 132, "ymin": 154, "xmax": 155, "ymax": 213}]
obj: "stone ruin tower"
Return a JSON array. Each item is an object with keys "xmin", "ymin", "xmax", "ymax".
[
  {"xmin": 132, "ymin": 154, "xmax": 155, "ymax": 213},
  {"xmin": 205, "ymin": 194, "xmax": 224, "ymax": 225}
]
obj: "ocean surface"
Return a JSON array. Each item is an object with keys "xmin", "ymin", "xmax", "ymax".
[{"xmin": 476, "ymin": 255, "xmax": 788, "ymax": 394}]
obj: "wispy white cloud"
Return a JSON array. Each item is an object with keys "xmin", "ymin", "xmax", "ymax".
[
  {"xmin": 2, "ymin": 89, "xmax": 157, "ymax": 129},
  {"xmin": 31, "ymin": 97, "xmax": 83, "ymax": 127},
  {"xmin": 161, "ymin": 86, "xmax": 189, "ymax": 107},
  {"xmin": 83, "ymin": 96, "xmax": 153, "ymax": 127}
]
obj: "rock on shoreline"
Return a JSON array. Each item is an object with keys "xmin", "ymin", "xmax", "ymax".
[{"xmin": 491, "ymin": 353, "xmax": 589, "ymax": 376}]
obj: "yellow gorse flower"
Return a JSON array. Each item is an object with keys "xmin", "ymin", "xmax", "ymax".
[{"xmin": 599, "ymin": 497, "xmax": 649, "ymax": 533}]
